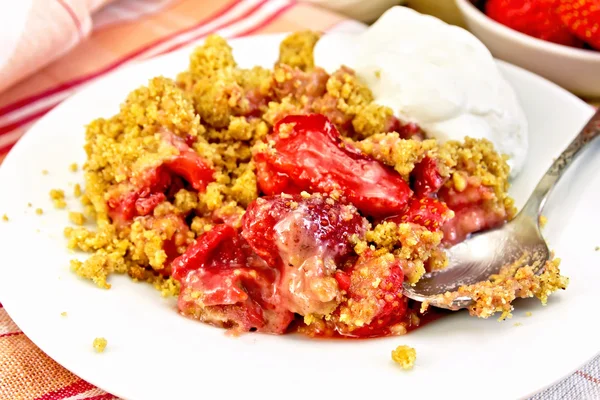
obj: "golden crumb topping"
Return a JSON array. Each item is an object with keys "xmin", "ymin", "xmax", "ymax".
[
  {"xmin": 391, "ymin": 345, "xmax": 416, "ymax": 370},
  {"xmin": 354, "ymin": 222, "xmax": 445, "ymax": 284},
  {"xmin": 439, "ymin": 137, "xmax": 515, "ymax": 218},
  {"xmin": 351, "ymin": 103, "xmax": 395, "ymax": 140},
  {"xmin": 50, "ymin": 189, "xmax": 67, "ymax": 209},
  {"xmin": 93, "ymin": 337, "xmax": 107, "ymax": 353},
  {"xmin": 278, "ymin": 31, "xmax": 321, "ymax": 71},
  {"xmin": 354, "ymin": 133, "xmax": 436, "ymax": 180},
  {"xmin": 69, "ymin": 212, "xmax": 86, "ymax": 226}
]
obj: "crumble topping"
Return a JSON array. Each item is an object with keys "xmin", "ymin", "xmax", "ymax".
[
  {"xmin": 429, "ymin": 255, "xmax": 568, "ymax": 320},
  {"xmin": 353, "ymin": 222, "xmax": 446, "ymax": 284},
  {"xmin": 69, "ymin": 212, "xmax": 86, "ymax": 226},
  {"xmin": 61, "ymin": 31, "xmax": 567, "ymax": 341},
  {"xmin": 50, "ymin": 189, "xmax": 67, "ymax": 209},
  {"xmin": 93, "ymin": 337, "xmax": 107, "ymax": 353},
  {"xmin": 391, "ymin": 345, "xmax": 416, "ymax": 370},
  {"xmin": 278, "ymin": 30, "xmax": 321, "ymax": 71},
  {"xmin": 353, "ymin": 133, "xmax": 437, "ymax": 180}
]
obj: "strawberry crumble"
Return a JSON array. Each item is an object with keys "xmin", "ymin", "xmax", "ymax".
[{"xmin": 65, "ymin": 32, "xmax": 567, "ymax": 339}]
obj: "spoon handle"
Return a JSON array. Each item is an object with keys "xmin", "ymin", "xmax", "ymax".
[{"xmin": 521, "ymin": 109, "xmax": 600, "ymax": 217}]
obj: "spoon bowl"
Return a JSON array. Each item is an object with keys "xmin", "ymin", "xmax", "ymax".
[
  {"xmin": 403, "ymin": 109, "xmax": 600, "ymax": 309},
  {"xmin": 403, "ymin": 212, "xmax": 549, "ymax": 309}
]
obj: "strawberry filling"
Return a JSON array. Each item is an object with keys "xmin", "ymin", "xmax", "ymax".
[
  {"xmin": 174, "ymin": 224, "xmax": 293, "ymax": 334},
  {"xmin": 107, "ymin": 132, "xmax": 214, "ymax": 225},
  {"xmin": 117, "ymin": 114, "xmax": 512, "ymax": 337},
  {"xmin": 255, "ymin": 114, "xmax": 413, "ymax": 218},
  {"xmin": 173, "ymin": 194, "xmax": 370, "ymax": 333},
  {"xmin": 438, "ymin": 180, "xmax": 507, "ymax": 245}
]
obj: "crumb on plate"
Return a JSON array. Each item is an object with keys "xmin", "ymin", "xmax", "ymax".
[
  {"xmin": 35, "ymin": 208, "xmax": 43, "ymax": 215},
  {"xmin": 93, "ymin": 337, "xmax": 107, "ymax": 353},
  {"xmin": 61, "ymin": 312, "xmax": 67, "ymax": 317},
  {"xmin": 2, "ymin": 214, "xmax": 8, "ymax": 222},
  {"xmin": 70, "ymin": 163, "xmax": 78, "ymax": 172},
  {"xmin": 50, "ymin": 189, "xmax": 67, "ymax": 209},
  {"xmin": 73, "ymin": 184, "xmax": 82, "ymax": 198},
  {"xmin": 391, "ymin": 345, "xmax": 416, "ymax": 370},
  {"xmin": 539, "ymin": 215, "xmax": 547, "ymax": 228},
  {"xmin": 69, "ymin": 211, "xmax": 86, "ymax": 226}
]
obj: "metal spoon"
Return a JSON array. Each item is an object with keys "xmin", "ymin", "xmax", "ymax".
[{"xmin": 403, "ymin": 109, "xmax": 600, "ymax": 310}]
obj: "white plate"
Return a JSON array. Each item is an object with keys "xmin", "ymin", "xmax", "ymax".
[{"xmin": 0, "ymin": 34, "xmax": 598, "ymax": 400}]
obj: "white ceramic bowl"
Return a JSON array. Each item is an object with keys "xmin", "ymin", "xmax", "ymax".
[{"xmin": 455, "ymin": 0, "xmax": 600, "ymax": 98}]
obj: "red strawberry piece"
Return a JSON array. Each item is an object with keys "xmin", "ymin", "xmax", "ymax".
[
  {"xmin": 385, "ymin": 116, "xmax": 423, "ymax": 139},
  {"xmin": 242, "ymin": 194, "xmax": 369, "ymax": 316},
  {"xmin": 254, "ymin": 153, "xmax": 302, "ymax": 196},
  {"xmin": 134, "ymin": 192, "xmax": 167, "ymax": 216},
  {"xmin": 334, "ymin": 270, "xmax": 352, "ymax": 292},
  {"xmin": 556, "ymin": 0, "xmax": 600, "ymax": 50},
  {"xmin": 334, "ymin": 252, "xmax": 408, "ymax": 338},
  {"xmin": 389, "ymin": 197, "xmax": 454, "ymax": 232},
  {"xmin": 160, "ymin": 128, "xmax": 215, "ymax": 192},
  {"xmin": 107, "ymin": 132, "xmax": 214, "ymax": 225},
  {"xmin": 438, "ymin": 179, "xmax": 506, "ymax": 245},
  {"xmin": 164, "ymin": 149, "xmax": 214, "ymax": 193},
  {"xmin": 486, "ymin": 0, "xmax": 584, "ymax": 47},
  {"xmin": 107, "ymin": 167, "xmax": 172, "ymax": 224},
  {"xmin": 242, "ymin": 194, "xmax": 369, "ymax": 269},
  {"xmin": 411, "ymin": 156, "xmax": 445, "ymax": 197},
  {"xmin": 441, "ymin": 205, "xmax": 508, "ymax": 245},
  {"xmin": 254, "ymin": 114, "xmax": 413, "ymax": 218},
  {"xmin": 172, "ymin": 224, "xmax": 235, "ymax": 280},
  {"xmin": 173, "ymin": 224, "xmax": 294, "ymax": 334}
]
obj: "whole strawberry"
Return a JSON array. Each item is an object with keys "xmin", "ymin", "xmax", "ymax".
[
  {"xmin": 556, "ymin": 0, "xmax": 600, "ymax": 50},
  {"xmin": 486, "ymin": 0, "xmax": 583, "ymax": 47}
]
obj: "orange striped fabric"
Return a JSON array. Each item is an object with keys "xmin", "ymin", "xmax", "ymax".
[{"xmin": 0, "ymin": 1, "xmax": 598, "ymax": 399}]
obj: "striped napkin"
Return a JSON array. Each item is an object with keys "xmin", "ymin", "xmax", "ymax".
[{"xmin": 0, "ymin": 1, "xmax": 598, "ymax": 399}]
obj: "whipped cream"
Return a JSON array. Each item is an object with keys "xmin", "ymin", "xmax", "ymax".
[{"xmin": 314, "ymin": 6, "xmax": 528, "ymax": 177}]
